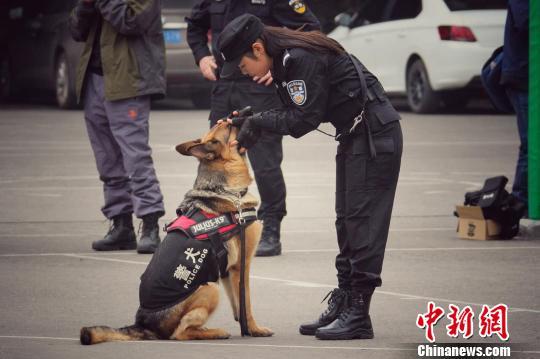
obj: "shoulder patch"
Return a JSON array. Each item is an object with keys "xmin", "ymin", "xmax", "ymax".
[
  {"xmin": 288, "ymin": 0, "xmax": 306, "ymax": 14},
  {"xmin": 287, "ymin": 80, "xmax": 307, "ymax": 106}
]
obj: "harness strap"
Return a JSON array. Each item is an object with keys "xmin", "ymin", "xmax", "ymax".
[
  {"xmin": 164, "ymin": 207, "xmax": 258, "ymax": 284},
  {"xmin": 238, "ymin": 222, "xmax": 249, "ymax": 336},
  {"xmin": 335, "ymin": 54, "xmax": 378, "ymax": 159},
  {"xmin": 208, "ymin": 231, "xmax": 230, "ymax": 279}
]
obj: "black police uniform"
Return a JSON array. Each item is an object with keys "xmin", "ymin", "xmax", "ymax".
[
  {"xmin": 186, "ymin": 0, "xmax": 320, "ymax": 224},
  {"xmin": 217, "ymin": 13, "xmax": 402, "ymax": 339},
  {"xmin": 258, "ymin": 48, "xmax": 403, "ymax": 293}
]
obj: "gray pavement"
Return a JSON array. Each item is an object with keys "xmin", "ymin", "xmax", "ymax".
[{"xmin": 0, "ymin": 104, "xmax": 539, "ymax": 359}]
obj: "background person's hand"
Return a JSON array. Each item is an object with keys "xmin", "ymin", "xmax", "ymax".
[
  {"xmin": 198, "ymin": 56, "xmax": 217, "ymax": 81},
  {"xmin": 253, "ymin": 70, "xmax": 273, "ymax": 86}
]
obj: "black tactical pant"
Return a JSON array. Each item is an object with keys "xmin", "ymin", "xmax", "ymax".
[
  {"xmin": 335, "ymin": 120, "xmax": 402, "ymax": 293},
  {"xmin": 209, "ymin": 79, "xmax": 287, "ymax": 221}
]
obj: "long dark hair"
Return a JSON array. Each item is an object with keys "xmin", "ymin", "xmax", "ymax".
[{"xmin": 258, "ymin": 26, "xmax": 345, "ymax": 58}]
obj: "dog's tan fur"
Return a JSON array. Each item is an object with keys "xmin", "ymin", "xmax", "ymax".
[{"xmin": 80, "ymin": 123, "xmax": 272, "ymax": 344}]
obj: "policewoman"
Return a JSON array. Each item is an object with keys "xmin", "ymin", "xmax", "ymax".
[
  {"xmin": 186, "ymin": 0, "xmax": 320, "ymax": 257},
  {"xmin": 219, "ymin": 14, "xmax": 402, "ymax": 340}
]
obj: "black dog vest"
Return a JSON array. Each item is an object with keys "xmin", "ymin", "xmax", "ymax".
[{"xmin": 139, "ymin": 208, "xmax": 257, "ymax": 311}]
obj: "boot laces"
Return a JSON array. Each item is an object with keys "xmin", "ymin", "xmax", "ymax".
[
  {"xmin": 337, "ymin": 297, "xmax": 363, "ymax": 321},
  {"xmin": 140, "ymin": 220, "xmax": 157, "ymax": 237},
  {"xmin": 320, "ymin": 289, "xmax": 345, "ymax": 317},
  {"xmin": 107, "ymin": 219, "xmax": 120, "ymax": 235}
]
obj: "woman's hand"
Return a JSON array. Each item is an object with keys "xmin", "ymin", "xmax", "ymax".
[{"xmin": 253, "ymin": 71, "xmax": 273, "ymax": 86}]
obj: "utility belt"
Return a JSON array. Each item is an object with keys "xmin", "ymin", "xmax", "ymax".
[{"xmin": 164, "ymin": 207, "xmax": 257, "ymax": 278}]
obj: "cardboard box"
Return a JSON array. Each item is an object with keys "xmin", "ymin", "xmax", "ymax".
[{"xmin": 455, "ymin": 205, "xmax": 501, "ymax": 240}]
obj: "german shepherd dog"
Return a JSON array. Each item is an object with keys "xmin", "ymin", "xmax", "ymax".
[{"xmin": 80, "ymin": 122, "xmax": 273, "ymax": 344}]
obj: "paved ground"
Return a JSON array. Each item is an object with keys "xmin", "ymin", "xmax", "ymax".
[{"xmin": 0, "ymin": 102, "xmax": 539, "ymax": 359}]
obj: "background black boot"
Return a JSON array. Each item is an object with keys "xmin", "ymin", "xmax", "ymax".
[
  {"xmin": 299, "ymin": 288, "xmax": 350, "ymax": 335},
  {"xmin": 315, "ymin": 292, "xmax": 374, "ymax": 340},
  {"xmin": 255, "ymin": 217, "xmax": 281, "ymax": 256},
  {"xmin": 137, "ymin": 212, "xmax": 161, "ymax": 254},
  {"xmin": 92, "ymin": 213, "xmax": 136, "ymax": 251}
]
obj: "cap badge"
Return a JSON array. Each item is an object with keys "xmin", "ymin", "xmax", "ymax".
[{"xmin": 289, "ymin": 0, "xmax": 306, "ymax": 14}]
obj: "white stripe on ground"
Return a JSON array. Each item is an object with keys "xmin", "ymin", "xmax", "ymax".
[
  {"xmin": 0, "ymin": 227, "xmax": 456, "ymax": 238},
  {"xmin": 284, "ymin": 246, "xmax": 540, "ymax": 253},
  {"xmin": 1, "ymin": 252, "xmax": 538, "ymax": 314},
  {"xmin": 1, "ymin": 246, "xmax": 538, "ymax": 258},
  {"xmin": 0, "ymin": 335, "xmax": 408, "ymax": 351},
  {"xmin": 0, "ymin": 335, "xmax": 538, "ymax": 353}
]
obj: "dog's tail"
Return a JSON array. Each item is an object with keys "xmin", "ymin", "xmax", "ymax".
[{"xmin": 80, "ymin": 324, "xmax": 158, "ymax": 345}]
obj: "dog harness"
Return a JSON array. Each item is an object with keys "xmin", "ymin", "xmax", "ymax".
[{"xmin": 138, "ymin": 207, "xmax": 257, "ymax": 311}]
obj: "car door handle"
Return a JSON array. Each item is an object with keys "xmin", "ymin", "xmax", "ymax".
[
  {"xmin": 365, "ymin": 37, "xmax": 373, "ymax": 43},
  {"xmin": 397, "ymin": 34, "xmax": 406, "ymax": 39}
]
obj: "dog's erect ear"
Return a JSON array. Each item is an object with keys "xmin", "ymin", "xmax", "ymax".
[{"xmin": 176, "ymin": 139, "xmax": 216, "ymax": 160}]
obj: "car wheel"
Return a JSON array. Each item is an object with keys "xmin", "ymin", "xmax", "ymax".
[
  {"xmin": 55, "ymin": 53, "xmax": 77, "ymax": 109},
  {"xmin": 190, "ymin": 88, "xmax": 211, "ymax": 109},
  {"xmin": 0, "ymin": 58, "xmax": 11, "ymax": 102},
  {"xmin": 406, "ymin": 59, "xmax": 440, "ymax": 113}
]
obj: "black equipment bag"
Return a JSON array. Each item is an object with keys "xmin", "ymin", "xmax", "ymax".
[{"xmin": 462, "ymin": 176, "xmax": 526, "ymax": 239}]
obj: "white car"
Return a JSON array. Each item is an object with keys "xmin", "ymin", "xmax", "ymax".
[{"xmin": 328, "ymin": 0, "xmax": 507, "ymax": 113}]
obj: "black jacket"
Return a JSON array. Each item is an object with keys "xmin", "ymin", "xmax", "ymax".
[
  {"xmin": 258, "ymin": 48, "xmax": 400, "ymax": 138},
  {"xmin": 186, "ymin": 0, "xmax": 320, "ymax": 70}
]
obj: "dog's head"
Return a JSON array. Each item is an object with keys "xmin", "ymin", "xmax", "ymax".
[{"xmin": 176, "ymin": 122, "xmax": 241, "ymax": 162}]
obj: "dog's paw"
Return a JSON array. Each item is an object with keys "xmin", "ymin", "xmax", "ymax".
[
  {"xmin": 249, "ymin": 326, "xmax": 274, "ymax": 337},
  {"xmin": 215, "ymin": 329, "xmax": 231, "ymax": 339}
]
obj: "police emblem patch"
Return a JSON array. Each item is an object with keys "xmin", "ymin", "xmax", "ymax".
[
  {"xmin": 287, "ymin": 80, "xmax": 307, "ymax": 105},
  {"xmin": 288, "ymin": 0, "xmax": 306, "ymax": 14}
]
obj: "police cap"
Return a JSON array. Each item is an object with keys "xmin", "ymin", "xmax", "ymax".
[{"xmin": 217, "ymin": 14, "xmax": 264, "ymax": 79}]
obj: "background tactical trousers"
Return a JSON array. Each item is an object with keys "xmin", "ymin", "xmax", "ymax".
[
  {"xmin": 83, "ymin": 73, "xmax": 165, "ymax": 219},
  {"xmin": 209, "ymin": 79, "xmax": 287, "ymax": 222}
]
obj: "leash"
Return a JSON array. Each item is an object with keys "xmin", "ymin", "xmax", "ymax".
[{"xmin": 234, "ymin": 196, "xmax": 250, "ymax": 336}]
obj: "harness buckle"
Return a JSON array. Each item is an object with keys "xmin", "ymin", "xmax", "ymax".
[
  {"xmin": 233, "ymin": 198, "xmax": 247, "ymax": 225},
  {"xmin": 349, "ymin": 110, "xmax": 365, "ymax": 134}
]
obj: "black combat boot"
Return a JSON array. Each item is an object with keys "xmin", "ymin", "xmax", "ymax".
[
  {"xmin": 315, "ymin": 291, "xmax": 374, "ymax": 340},
  {"xmin": 255, "ymin": 217, "xmax": 281, "ymax": 256},
  {"xmin": 299, "ymin": 288, "xmax": 350, "ymax": 335},
  {"xmin": 137, "ymin": 212, "xmax": 161, "ymax": 254},
  {"xmin": 92, "ymin": 213, "xmax": 136, "ymax": 251}
]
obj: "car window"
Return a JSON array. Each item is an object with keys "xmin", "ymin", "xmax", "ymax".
[
  {"xmin": 43, "ymin": 0, "xmax": 79, "ymax": 14},
  {"xmin": 162, "ymin": 0, "xmax": 197, "ymax": 9},
  {"xmin": 443, "ymin": 0, "xmax": 507, "ymax": 11},
  {"xmin": 348, "ymin": 0, "xmax": 388, "ymax": 29},
  {"xmin": 388, "ymin": 0, "xmax": 422, "ymax": 21}
]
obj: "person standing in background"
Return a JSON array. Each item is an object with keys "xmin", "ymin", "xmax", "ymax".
[
  {"xmin": 186, "ymin": 0, "xmax": 320, "ymax": 256},
  {"xmin": 69, "ymin": 0, "xmax": 166, "ymax": 254},
  {"xmin": 502, "ymin": 0, "xmax": 529, "ymax": 214}
]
